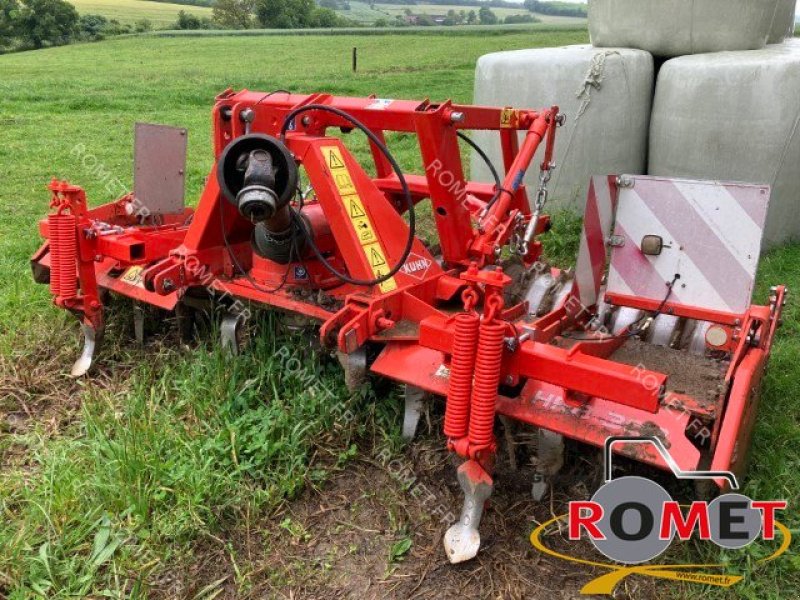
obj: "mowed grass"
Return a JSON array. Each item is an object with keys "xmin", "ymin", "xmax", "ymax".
[
  {"xmin": 0, "ymin": 29, "xmax": 592, "ymax": 597},
  {"xmin": 0, "ymin": 28, "xmax": 797, "ymax": 599},
  {"xmin": 69, "ymin": 0, "xmax": 212, "ymax": 26}
]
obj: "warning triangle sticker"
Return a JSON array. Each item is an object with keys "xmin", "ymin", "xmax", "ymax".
[
  {"xmin": 349, "ymin": 199, "xmax": 366, "ymax": 218},
  {"xmin": 369, "ymin": 248, "xmax": 386, "ymax": 267},
  {"xmin": 328, "ymin": 151, "xmax": 345, "ymax": 169}
]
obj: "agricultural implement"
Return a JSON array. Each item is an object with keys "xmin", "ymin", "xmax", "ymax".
[{"xmin": 32, "ymin": 90, "xmax": 785, "ymax": 563}]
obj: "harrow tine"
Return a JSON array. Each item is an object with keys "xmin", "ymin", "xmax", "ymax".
[
  {"xmin": 71, "ymin": 320, "xmax": 101, "ymax": 377},
  {"xmin": 133, "ymin": 302, "xmax": 146, "ymax": 346},
  {"xmin": 402, "ymin": 385, "xmax": 427, "ymax": 440},
  {"xmin": 444, "ymin": 460, "xmax": 494, "ymax": 564},
  {"xmin": 336, "ymin": 348, "xmax": 367, "ymax": 392},
  {"xmin": 532, "ymin": 429, "xmax": 565, "ymax": 501},
  {"xmin": 221, "ymin": 312, "xmax": 245, "ymax": 356}
]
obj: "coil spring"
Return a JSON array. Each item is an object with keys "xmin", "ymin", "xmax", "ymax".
[
  {"xmin": 468, "ymin": 320, "xmax": 505, "ymax": 449},
  {"xmin": 48, "ymin": 213, "xmax": 78, "ymax": 300},
  {"xmin": 444, "ymin": 312, "xmax": 479, "ymax": 439}
]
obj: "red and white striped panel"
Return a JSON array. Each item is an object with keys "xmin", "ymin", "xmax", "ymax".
[
  {"xmin": 574, "ymin": 175, "xmax": 618, "ymax": 309},
  {"xmin": 606, "ymin": 177, "xmax": 770, "ymax": 315}
]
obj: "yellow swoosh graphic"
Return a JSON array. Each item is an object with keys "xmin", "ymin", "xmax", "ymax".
[{"xmin": 530, "ymin": 515, "xmax": 791, "ymax": 595}]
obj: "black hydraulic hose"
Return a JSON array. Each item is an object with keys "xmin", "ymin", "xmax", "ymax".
[
  {"xmin": 254, "ymin": 89, "xmax": 291, "ymax": 106},
  {"xmin": 279, "ymin": 104, "xmax": 415, "ymax": 287},
  {"xmin": 456, "ymin": 131, "xmax": 501, "ymax": 197}
]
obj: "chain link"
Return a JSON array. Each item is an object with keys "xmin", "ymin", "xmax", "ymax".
[{"xmin": 513, "ymin": 163, "xmax": 554, "ymax": 256}]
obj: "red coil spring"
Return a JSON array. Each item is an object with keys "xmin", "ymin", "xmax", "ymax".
[
  {"xmin": 48, "ymin": 213, "xmax": 78, "ymax": 300},
  {"xmin": 444, "ymin": 312, "xmax": 479, "ymax": 439},
  {"xmin": 468, "ymin": 320, "xmax": 505, "ymax": 449}
]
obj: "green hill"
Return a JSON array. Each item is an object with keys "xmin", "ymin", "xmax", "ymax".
[{"xmin": 69, "ymin": 0, "xmax": 212, "ymax": 27}]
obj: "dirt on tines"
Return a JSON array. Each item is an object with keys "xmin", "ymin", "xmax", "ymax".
[{"xmin": 611, "ymin": 339, "xmax": 728, "ymax": 401}]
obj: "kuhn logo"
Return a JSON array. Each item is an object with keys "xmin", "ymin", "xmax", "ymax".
[
  {"xmin": 530, "ymin": 436, "xmax": 790, "ymax": 595},
  {"xmin": 401, "ymin": 253, "xmax": 432, "ymax": 279}
]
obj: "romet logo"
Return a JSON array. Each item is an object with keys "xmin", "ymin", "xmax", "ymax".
[{"xmin": 530, "ymin": 436, "xmax": 790, "ymax": 595}]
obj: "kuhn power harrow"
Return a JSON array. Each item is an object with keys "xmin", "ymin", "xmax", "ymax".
[{"xmin": 32, "ymin": 91, "xmax": 785, "ymax": 562}]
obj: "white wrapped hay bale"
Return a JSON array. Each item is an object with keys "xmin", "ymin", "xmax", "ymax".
[
  {"xmin": 472, "ymin": 45, "xmax": 654, "ymax": 211},
  {"xmin": 589, "ymin": 0, "xmax": 787, "ymax": 57},
  {"xmin": 649, "ymin": 43, "xmax": 800, "ymax": 247},
  {"xmin": 768, "ymin": 0, "xmax": 797, "ymax": 43}
]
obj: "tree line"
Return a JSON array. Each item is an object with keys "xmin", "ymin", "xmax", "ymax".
[
  {"xmin": 0, "ymin": 0, "xmax": 567, "ymax": 53},
  {"xmin": 215, "ymin": 0, "xmax": 539, "ymax": 29},
  {"xmin": 214, "ymin": 0, "xmax": 346, "ymax": 29}
]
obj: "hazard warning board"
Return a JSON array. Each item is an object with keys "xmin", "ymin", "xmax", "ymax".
[{"xmin": 321, "ymin": 145, "xmax": 397, "ymax": 293}]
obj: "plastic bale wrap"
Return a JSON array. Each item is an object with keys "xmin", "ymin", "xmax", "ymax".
[
  {"xmin": 589, "ymin": 0, "xmax": 786, "ymax": 57},
  {"xmin": 471, "ymin": 45, "xmax": 654, "ymax": 211},
  {"xmin": 768, "ymin": 0, "xmax": 798, "ymax": 43},
  {"xmin": 649, "ymin": 44, "xmax": 800, "ymax": 247}
]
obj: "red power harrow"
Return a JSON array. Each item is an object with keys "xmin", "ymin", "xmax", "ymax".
[{"xmin": 32, "ymin": 91, "xmax": 785, "ymax": 562}]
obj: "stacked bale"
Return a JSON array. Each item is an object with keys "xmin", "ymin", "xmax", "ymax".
[
  {"xmin": 472, "ymin": 45, "xmax": 654, "ymax": 210},
  {"xmin": 649, "ymin": 44, "xmax": 800, "ymax": 246},
  {"xmin": 589, "ymin": 0, "xmax": 787, "ymax": 57},
  {"xmin": 472, "ymin": 0, "xmax": 800, "ymax": 245},
  {"xmin": 770, "ymin": 0, "xmax": 798, "ymax": 42}
]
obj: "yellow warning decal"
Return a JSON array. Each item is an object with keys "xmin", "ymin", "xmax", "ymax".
[
  {"xmin": 322, "ymin": 147, "xmax": 357, "ymax": 195},
  {"xmin": 341, "ymin": 194, "xmax": 377, "ymax": 245},
  {"xmin": 322, "ymin": 144, "xmax": 397, "ymax": 293},
  {"xmin": 344, "ymin": 194, "xmax": 366, "ymax": 219},
  {"xmin": 352, "ymin": 216, "xmax": 377, "ymax": 245},
  {"xmin": 120, "ymin": 265, "xmax": 145, "ymax": 288},
  {"xmin": 332, "ymin": 170, "xmax": 357, "ymax": 196},
  {"xmin": 322, "ymin": 145, "xmax": 347, "ymax": 170},
  {"xmin": 363, "ymin": 243, "xmax": 397, "ymax": 293},
  {"xmin": 500, "ymin": 107, "xmax": 518, "ymax": 128}
]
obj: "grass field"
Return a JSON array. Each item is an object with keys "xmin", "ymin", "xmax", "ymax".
[
  {"xmin": 69, "ymin": 0, "xmax": 212, "ymax": 26},
  {"xmin": 338, "ymin": 1, "xmax": 586, "ymax": 25},
  {"xmin": 68, "ymin": 0, "xmax": 586, "ymax": 28},
  {"xmin": 0, "ymin": 28, "xmax": 798, "ymax": 599}
]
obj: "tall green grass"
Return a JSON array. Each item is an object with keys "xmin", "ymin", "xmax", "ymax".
[{"xmin": 0, "ymin": 315, "xmax": 396, "ymax": 596}]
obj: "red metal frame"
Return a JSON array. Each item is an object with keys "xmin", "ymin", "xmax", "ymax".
[{"xmin": 32, "ymin": 90, "xmax": 784, "ymax": 494}]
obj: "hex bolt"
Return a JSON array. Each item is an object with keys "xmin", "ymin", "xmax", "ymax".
[
  {"xmin": 240, "ymin": 108, "xmax": 255, "ymax": 123},
  {"xmin": 616, "ymin": 175, "xmax": 634, "ymax": 188},
  {"xmin": 450, "ymin": 111, "xmax": 465, "ymax": 123}
]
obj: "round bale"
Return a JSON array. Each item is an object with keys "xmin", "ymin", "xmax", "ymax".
[
  {"xmin": 472, "ymin": 45, "xmax": 654, "ymax": 211},
  {"xmin": 589, "ymin": 0, "xmax": 787, "ymax": 57},
  {"xmin": 649, "ymin": 42, "xmax": 800, "ymax": 247}
]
